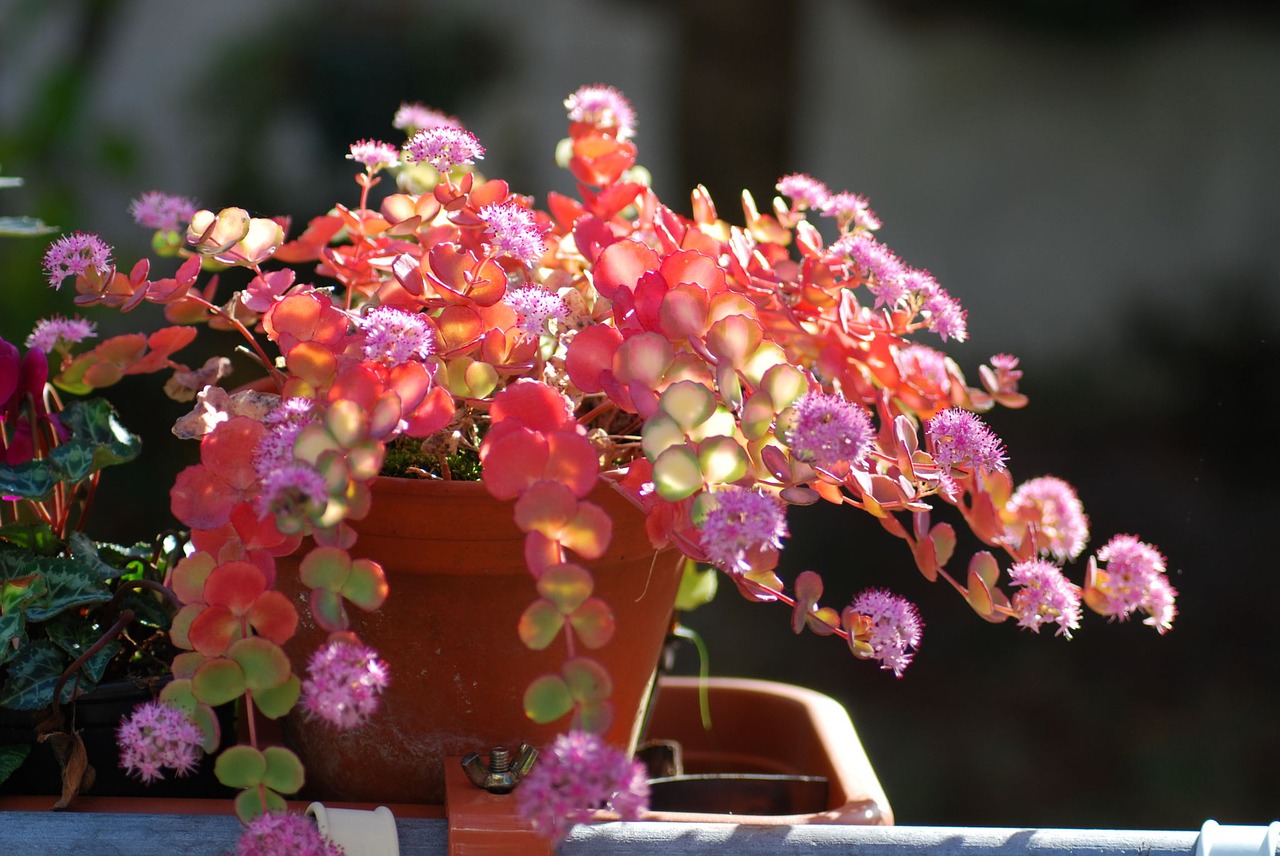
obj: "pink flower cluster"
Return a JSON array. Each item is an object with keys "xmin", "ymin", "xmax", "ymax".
[
  {"xmin": 517, "ymin": 730, "xmax": 649, "ymax": 841},
  {"xmin": 1007, "ymin": 559, "xmax": 1082, "ymax": 637},
  {"xmin": 926, "ymin": 408, "xmax": 1007, "ymax": 474},
  {"xmin": 25, "ymin": 314, "xmax": 96, "ymax": 354},
  {"xmin": 478, "ymin": 201, "xmax": 547, "ymax": 267},
  {"xmin": 129, "ymin": 191, "xmax": 198, "ymax": 232},
  {"xmin": 848, "ymin": 588, "xmax": 923, "ymax": 676},
  {"xmin": 786, "ymin": 390, "xmax": 874, "ymax": 470},
  {"xmin": 564, "ymin": 84, "xmax": 637, "ymax": 140},
  {"xmin": 505, "ymin": 286, "xmax": 570, "ymax": 335},
  {"xmin": 116, "ymin": 700, "xmax": 204, "ymax": 784},
  {"xmin": 346, "ymin": 139, "xmax": 399, "ymax": 171},
  {"xmin": 301, "ymin": 639, "xmax": 390, "ymax": 730},
  {"xmin": 1007, "ymin": 476, "xmax": 1090, "ymax": 562},
  {"xmin": 1092, "ymin": 534, "xmax": 1177, "ymax": 633},
  {"xmin": 403, "ymin": 126, "xmax": 484, "ymax": 173},
  {"xmin": 392, "ymin": 102, "xmax": 463, "ymax": 133},
  {"xmin": 698, "ymin": 486, "xmax": 789, "ymax": 573},
  {"xmin": 41, "ymin": 231, "xmax": 112, "ymax": 290},
  {"xmin": 235, "ymin": 812, "xmax": 345, "ymax": 856},
  {"xmin": 358, "ymin": 305, "xmax": 436, "ymax": 367}
]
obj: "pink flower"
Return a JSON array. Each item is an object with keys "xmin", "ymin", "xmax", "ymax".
[
  {"xmin": 358, "ymin": 305, "xmax": 435, "ymax": 367},
  {"xmin": 699, "ymin": 486, "xmax": 789, "ymax": 573},
  {"xmin": 301, "ymin": 640, "xmax": 390, "ymax": 730},
  {"xmin": 42, "ymin": 232, "xmax": 112, "ymax": 290},
  {"xmin": 564, "ymin": 84, "xmax": 637, "ymax": 139},
  {"xmin": 820, "ymin": 191, "xmax": 881, "ymax": 231},
  {"xmin": 25, "ymin": 314, "xmax": 96, "ymax": 354},
  {"xmin": 256, "ymin": 463, "xmax": 329, "ymax": 528},
  {"xmin": 898, "ymin": 344, "xmax": 952, "ymax": 393},
  {"xmin": 785, "ymin": 390, "xmax": 874, "ymax": 470},
  {"xmin": 1007, "ymin": 559, "xmax": 1082, "ymax": 637},
  {"xmin": 478, "ymin": 201, "xmax": 547, "ymax": 267},
  {"xmin": 1006, "ymin": 476, "xmax": 1090, "ymax": 562},
  {"xmin": 346, "ymin": 139, "xmax": 399, "ymax": 171},
  {"xmin": 129, "ymin": 191, "xmax": 198, "ymax": 231},
  {"xmin": 517, "ymin": 731, "xmax": 649, "ymax": 841},
  {"xmin": 235, "ymin": 812, "xmax": 345, "ymax": 856},
  {"xmin": 505, "ymin": 286, "xmax": 569, "ymax": 335},
  {"xmin": 1090, "ymin": 534, "xmax": 1177, "ymax": 633},
  {"xmin": 925, "ymin": 408, "xmax": 1007, "ymax": 473},
  {"xmin": 254, "ymin": 397, "xmax": 318, "ymax": 479},
  {"xmin": 403, "ymin": 126, "xmax": 484, "ymax": 173},
  {"xmin": 834, "ymin": 233, "xmax": 906, "ymax": 307},
  {"xmin": 917, "ymin": 280, "xmax": 968, "ymax": 342},
  {"xmin": 392, "ymin": 102, "xmax": 462, "ymax": 133},
  {"xmin": 776, "ymin": 173, "xmax": 830, "ymax": 210},
  {"xmin": 848, "ymin": 589, "xmax": 923, "ymax": 676},
  {"xmin": 116, "ymin": 700, "xmax": 204, "ymax": 784}
]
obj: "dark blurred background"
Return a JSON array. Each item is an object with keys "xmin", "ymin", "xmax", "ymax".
[{"xmin": 2, "ymin": 0, "xmax": 1277, "ymax": 831}]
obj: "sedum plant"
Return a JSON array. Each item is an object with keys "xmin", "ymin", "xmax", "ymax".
[{"xmin": 34, "ymin": 85, "xmax": 1175, "ymax": 838}]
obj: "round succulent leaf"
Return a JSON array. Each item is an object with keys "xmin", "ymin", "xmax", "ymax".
[
  {"xmin": 367, "ymin": 394, "xmax": 403, "ymax": 439},
  {"xmin": 346, "ymin": 441, "xmax": 384, "ymax": 482},
  {"xmin": 674, "ymin": 559, "xmax": 718, "ymax": 612},
  {"xmin": 760, "ymin": 363, "xmax": 809, "ymax": 412},
  {"xmin": 464, "ymin": 360, "xmax": 499, "ymax": 399},
  {"xmin": 544, "ymin": 430, "xmax": 601, "ymax": 499},
  {"xmin": 741, "ymin": 390, "xmax": 777, "ymax": 441},
  {"xmin": 640, "ymin": 411, "xmax": 686, "ymax": 462},
  {"xmin": 659, "ymin": 380, "xmax": 716, "ymax": 432},
  {"xmin": 558, "ymin": 500, "xmax": 613, "ymax": 561},
  {"xmin": 292, "ymin": 422, "xmax": 340, "ymax": 467},
  {"xmin": 612, "ymin": 332, "xmax": 673, "ymax": 389},
  {"xmin": 518, "ymin": 599, "xmax": 565, "ymax": 651},
  {"xmin": 593, "ymin": 237, "xmax": 660, "ymax": 300},
  {"xmin": 659, "ymin": 282, "xmax": 711, "ymax": 340},
  {"xmin": 968, "ymin": 550, "xmax": 1001, "ymax": 589},
  {"xmin": 325, "ymin": 399, "xmax": 368, "ymax": 449},
  {"xmin": 167, "ymin": 603, "xmax": 201, "ymax": 650},
  {"xmin": 190, "ymin": 702, "xmax": 222, "ymax": 753},
  {"xmin": 489, "ymin": 381, "xmax": 572, "ymax": 433},
  {"xmin": 171, "ymin": 552, "xmax": 217, "ymax": 605},
  {"xmin": 188, "ymin": 207, "xmax": 250, "ymax": 255},
  {"xmin": 965, "ymin": 567, "xmax": 996, "ymax": 617},
  {"xmin": 341, "ymin": 558, "xmax": 389, "ymax": 612},
  {"xmin": 187, "ymin": 604, "xmax": 241, "ymax": 657},
  {"xmin": 252, "ymin": 674, "xmax": 301, "ymax": 720},
  {"xmin": 157, "ymin": 677, "xmax": 197, "ymax": 713},
  {"xmin": 284, "ymin": 342, "xmax": 338, "ymax": 390},
  {"xmin": 564, "ymin": 324, "xmax": 622, "ymax": 394},
  {"xmin": 523, "ymin": 674, "xmax": 574, "ymax": 724},
  {"xmin": 309, "ymin": 587, "xmax": 349, "ymax": 633},
  {"xmin": 234, "ymin": 785, "xmax": 287, "ymax": 824},
  {"xmin": 536, "ymin": 563, "xmax": 594, "ymax": 612},
  {"xmin": 568, "ymin": 598, "xmax": 615, "ymax": 649},
  {"xmin": 652, "ymin": 444, "xmax": 703, "ymax": 501},
  {"xmin": 169, "ymin": 652, "xmax": 206, "ymax": 681},
  {"xmin": 298, "ymin": 546, "xmax": 351, "ymax": 591},
  {"xmin": 228, "ymin": 637, "xmax": 292, "ymax": 691},
  {"xmin": 705, "ymin": 314, "xmax": 762, "ymax": 366},
  {"xmin": 742, "ymin": 342, "xmax": 788, "ymax": 387},
  {"xmin": 930, "ymin": 523, "xmax": 957, "ymax": 569},
  {"xmin": 192, "ymin": 656, "xmax": 246, "ymax": 707},
  {"xmin": 246, "ymin": 590, "xmax": 299, "ymax": 645},
  {"xmin": 214, "ymin": 744, "xmax": 266, "ymax": 789},
  {"xmin": 203, "ymin": 561, "xmax": 267, "ymax": 614},
  {"xmin": 697, "ymin": 436, "xmax": 751, "ymax": 486},
  {"xmin": 575, "ymin": 700, "xmax": 615, "ymax": 735},
  {"xmin": 562, "ymin": 656, "xmax": 613, "ymax": 704},
  {"xmin": 261, "ymin": 746, "xmax": 305, "ymax": 795},
  {"xmin": 780, "ymin": 485, "xmax": 821, "ymax": 505},
  {"xmin": 513, "ymin": 480, "xmax": 578, "ymax": 536},
  {"xmin": 479, "ymin": 428, "xmax": 548, "ymax": 501},
  {"xmin": 715, "ymin": 362, "xmax": 743, "ymax": 409}
]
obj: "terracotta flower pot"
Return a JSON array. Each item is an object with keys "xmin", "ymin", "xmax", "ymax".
[{"xmin": 278, "ymin": 476, "xmax": 680, "ymax": 804}]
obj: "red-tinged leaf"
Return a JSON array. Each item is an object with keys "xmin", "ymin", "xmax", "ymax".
[
  {"xmin": 545, "ymin": 430, "xmax": 600, "ymax": 499},
  {"xmin": 170, "ymin": 652, "xmax": 206, "ymax": 680},
  {"xmin": 275, "ymin": 213, "xmax": 344, "ymax": 263},
  {"xmin": 387, "ymin": 361, "xmax": 431, "ymax": 413},
  {"xmin": 204, "ymin": 561, "xmax": 267, "ymax": 614},
  {"xmin": 299, "ymin": 545, "xmax": 351, "ymax": 591},
  {"xmin": 564, "ymin": 324, "xmax": 622, "ymax": 394},
  {"xmin": 524, "ymin": 531, "xmax": 559, "ymax": 577},
  {"xmin": 568, "ymin": 598, "xmax": 615, "ymax": 649},
  {"xmin": 931, "ymin": 523, "xmax": 957, "ymax": 569},
  {"xmin": 252, "ymin": 675, "xmax": 301, "ymax": 720},
  {"xmin": 660, "ymin": 249, "xmax": 727, "ymax": 296},
  {"xmin": 966, "ymin": 566, "xmax": 995, "ymax": 617},
  {"xmin": 612, "ymin": 332, "xmax": 673, "ymax": 390},
  {"xmin": 562, "ymin": 656, "xmax": 612, "ymax": 704},
  {"xmin": 123, "ymin": 326, "xmax": 198, "ymax": 375},
  {"xmin": 653, "ymin": 445, "xmax": 703, "ymax": 501},
  {"xmin": 759, "ymin": 444, "xmax": 791, "ymax": 481},
  {"xmin": 480, "ymin": 428, "xmax": 548, "ymax": 501},
  {"xmin": 559, "ymin": 500, "xmax": 613, "ymax": 561},
  {"xmin": 246, "ymin": 590, "xmax": 298, "ymax": 645},
  {"xmin": 514, "ymin": 480, "xmax": 578, "ymax": 536},
  {"xmin": 780, "ymin": 485, "xmax": 821, "ymax": 505},
  {"xmin": 706, "ymin": 314, "xmax": 763, "ymax": 367},
  {"xmin": 490, "ymin": 381, "xmax": 572, "ymax": 433},
  {"xmin": 969, "ymin": 551, "xmax": 1002, "ymax": 589},
  {"xmin": 548, "ymin": 192, "xmax": 587, "ymax": 235},
  {"xmin": 171, "ymin": 552, "xmax": 217, "ymax": 605},
  {"xmin": 341, "ymin": 558, "xmax": 389, "ymax": 611},
  {"xmin": 523, "ymin": 674, "xmax": 574, "ymax": 724},
  {"xmin": 536, "ymin": 563, "xmax": 594, "ymax": 613},
  {"xmin": 809, "ymin": 606, "xmax": 841, "ymax": 635},
  {"xmin": 582, "ymin": 181, "xmax": 644, "ymax": 221},
  {"xmin": 912, "ymin": 535, "xmax": 939, "ymax": 582},
  {"xmin": 203, "ymin": 417, "xmax": 265, "ymax": 492},
  {"xmin": 518, "ymin": 600, "xmax": 565, "ymax": 650},
  {"xmin": 697, "ymin": 436, "xmax": 750, "ymax": 486},
  {"xmin": 660, "ymin": 282, "xmax": 711, "ymax": 340},
  {"xmin": 569, "ymin": 133, "xmax": 637, "ymax": 186},
  {"xmin": 170, "ymin": 464, "xmax": 239, "ymax": 530},
  {"xmin": 593, "ymin": 238, "xmax": 659, "ymax": 300},
  {"xmin": 188, "ymin": 207, "xmax": 250, "ymax": 255},
  {"xmin": 192, "ymin": 656, "xmax": 247, "ymax": 707},
  {"xmin": 403, "ymin": 384, "xmax": 456, "ymax": 437},
  {"xmin": 435, "ymin": 304, "xmax": 485, "ymax": 353},
  {"xmin": 188, "ymin": 603, "xmax": 241, "ymax": 656},
  {"xmin": 632, "ymin": 270, "xmax": 669, "ymax": 331},
  {"xmin": 309, "ymin": 587, "xmax": 348, "ymax": 633}
]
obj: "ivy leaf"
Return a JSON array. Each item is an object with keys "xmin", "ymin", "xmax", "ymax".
[
  {"xmin": 0, "ymin": 458, "xmax": 59, "ymax": 501},
  {"xmin": 22, "ymin": 559, "xmax": 114, "ymax": 622},
  {"xmin": 44, "ymin": 614, "xmax": 121, "ymax": 684},
  {"xmin": 0, "ymin": 744, "xmax": 32, "ymax": 787},
  {"xmin": 58, "ymin": 399, "xmax": 142, "ymax": 472}
]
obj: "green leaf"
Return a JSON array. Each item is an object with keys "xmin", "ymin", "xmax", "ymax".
[
  {"xmin": 523, "ymin": 674, "xmax": 573, "ymax": 724},
  {"xmin": 0, "ymin": 744, "xmax": 32, "ymax": 787},
  {"xmin": 59, "ymin": 399, "xmax": 142, "ymax": 472},
  {"xmin": 261, "ymin": 746, "xmax": 305, "ymax": 795},
  {"xmin": 652, "ymin": 445, "xmax": 703, "ymax": 501},
  {"xmin": 227, "ymin": 637, "xmax": 291, "ymax": 691},
  {"xmin": 518, "ymin": 600, "xmax": 564, "ymax": 651},
  {"xmin": 44, "ymin": 615, "xmax": 120, "ymax": 683},
  {"xmin": 0, "ymin": 459, "xmax": 59, "ymax": 501},
  {"xmin": 191, "ymin": 657, "xmax": 246, "ymax": 707},
  {"xmin": 215, "ymin": 744, "xmax": 266, "ymax": 788},
  {"xmin": 0, "ymin": 523, "xmax": 60, "ymax": 554},
  {"xmin": 0, "ymin": 639, "xmax": 77, "ymax": 709},
  {"xmin": 674, "ymin": 559, "xmax": 718, "ymax": 612},
  {"xmin": 234, "ymin": 785, "xmax": 286, "ymax": 823},
  {"xmin": 562, "ymin": 656, "xmax": 612, "ymax": 704},
  {"xmin": 22, "ymin": 559, "xmax": 114, "ymax": 621},
  {"xmin": 49, "ymin": 441, "xmax": 98, "ymax": 483},
  {"xmin": 252, "ymin": 675, "xmax": 300, "ymax": 720}
]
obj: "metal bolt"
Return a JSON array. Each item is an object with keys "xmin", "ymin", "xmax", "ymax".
[{"xmin": 461, "ymin": 742, "xmax": 539, "ymax": 794}]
